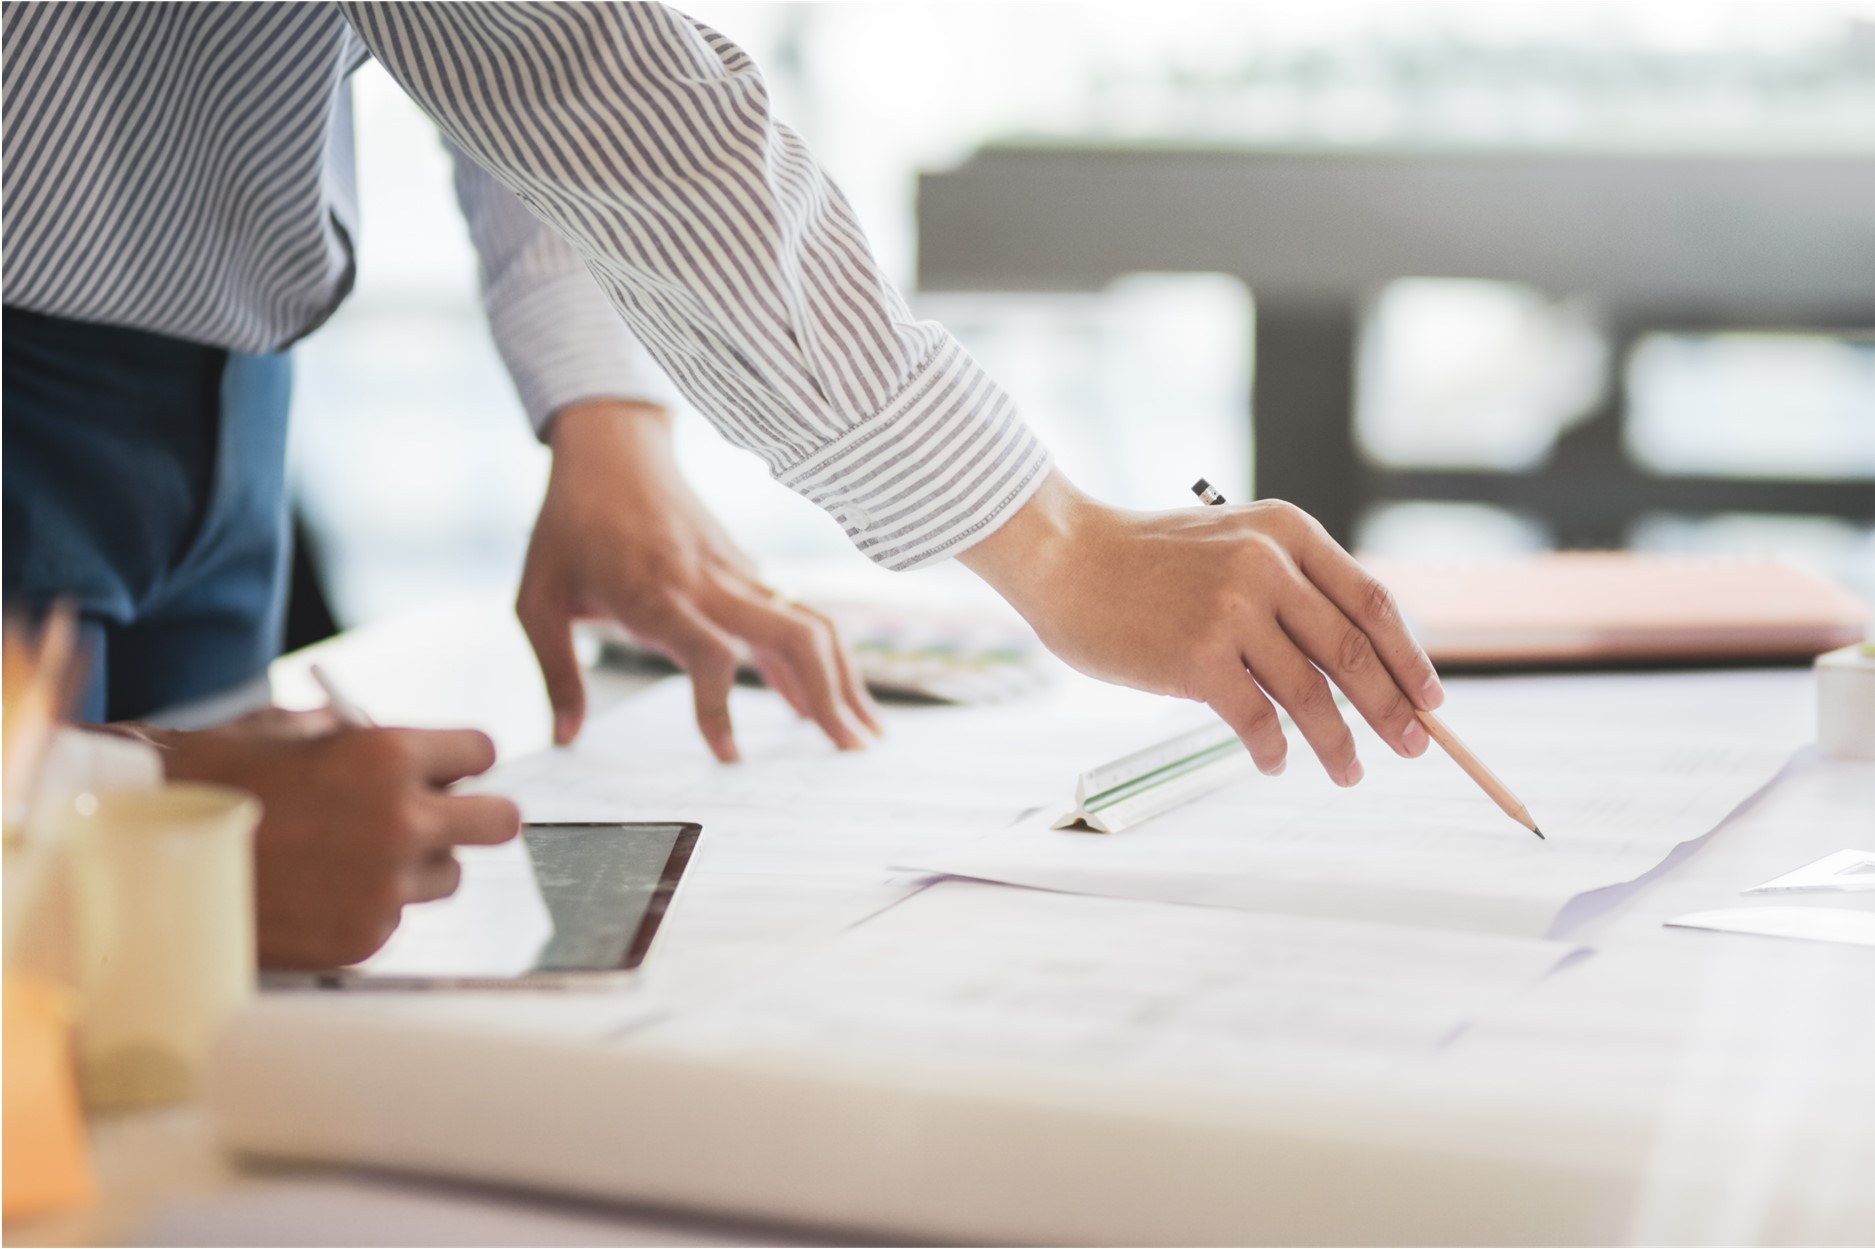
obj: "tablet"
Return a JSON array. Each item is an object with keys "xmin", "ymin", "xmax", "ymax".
[{"xmin": 286, "ymin": 821, "xmax": 700, "ymax": 991}]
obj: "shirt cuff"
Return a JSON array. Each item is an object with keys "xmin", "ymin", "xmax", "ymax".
[
  {"xmin": 778, "ymin": 336, "xmax": 1053, "ymax": 572},
  {"xmin": 483, "ymin": 267, "xmax": 688, "ymax": 437}
]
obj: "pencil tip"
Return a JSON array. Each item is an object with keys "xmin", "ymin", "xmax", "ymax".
[{"xmin": 1532, "ymin": 826, "xmax": 1545, "ymax": 840}]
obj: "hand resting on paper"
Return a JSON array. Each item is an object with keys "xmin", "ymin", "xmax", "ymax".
[
  {"xmin": 136, "ymin": 708, "xmax": 521, "ymax": 969},
  {"xmin": 516, "ymin": 398, "xmax": 883, "ymax": 762},
  {"xmin": 959, "ymin": 470, "xmax": 1444, "ymax": 786}
]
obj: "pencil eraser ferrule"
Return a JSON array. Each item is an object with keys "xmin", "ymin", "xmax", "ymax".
[{"xmin": 1816, "ymin": 641, "xmax": 1875, "ymax": 761}]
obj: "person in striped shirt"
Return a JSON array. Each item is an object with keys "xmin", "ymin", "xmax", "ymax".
[{"xmin": 4, "ymin": 3, "xmax": 1442, "ymax": 968}]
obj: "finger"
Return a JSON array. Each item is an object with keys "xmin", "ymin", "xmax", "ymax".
[
  {"xmin": 656, "ymin": 600, "xmax": 744, "ymax": 763},
  {"xmin": 750, "ymin": 651, "xmax": 814, "ymax": 721},
  {"xmin": 1275, "ymin": 581, "xmax": 1428, "ymax": 761},
  {"xmin": 422, "ymin": 793, "xmax": 522, "ymax": 849},
  {"xmin": 795, "ymin": 602, "xmax": 884, "ymax": 736},
  {"xmin": 516, "ymin": 588, "xmax": 587, "ymax": 745},
  {"xmin": 240, "ymin": 705, "xmax": 342, "ymax": 740},
  {"xmin": 404, "ymin": 851, "xmax": 463, "ymax": 905},
  {"xmin": 708, "ymin": 587, "xmax": 867, "ymax": 751},
  {"xmin": 756, "ymin": 621, "xmax": 866, "ymax": 751},
  {"xmin": 1242, "ymin": 630, "xmax": 1362, "ymax": 786},
  {"xmin": 1291, "ymin": 528, "xmax": 1444, "ymax": 711},
  {"xmin": 1202, "ymin": 665, "xmax": 1290, "ymax": 776},
  {"xmin": 396, "ymin": 727, "xmax": 500, "ymax": 786},
  {"xmin": 770, "ymin": 606, "xmax": 870, "ymax": 750}
]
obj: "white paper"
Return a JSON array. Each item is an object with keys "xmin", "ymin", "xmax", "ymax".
[
  {"xmin": 1744, "ymin": 848, "xmax": 1875, "ymax": 894},
  {"xmin": 905, "ymin": 671, "xmax": 1806, "ymax": 938},
  {"xmin": 479, "ymin": 675, "xmax": 1224, "ymax": 986},
  {"xmin": 646, "ymin": 879, "xmax": 1582, "ymax": 1091},
  {"xmin": 1665, "ymin": 906, "xmax": 1875, "ymax": 947}
]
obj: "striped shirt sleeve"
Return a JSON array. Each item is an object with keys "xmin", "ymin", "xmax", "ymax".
[
  {"xmin": 339, "ymin": 1, "xmax": 1050, "ymax": 570},
  {"xmin": 449, "ymin": 138, "xmax": 685, "ymax": 436}
]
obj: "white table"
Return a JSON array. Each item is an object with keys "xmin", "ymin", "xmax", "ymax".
[{"xmin": 13, "ymin": 594, "xmax": 1874, "ymax": 1246}]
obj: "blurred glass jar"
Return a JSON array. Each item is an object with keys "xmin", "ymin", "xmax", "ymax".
[{"xmin": 62, "ymin": 784, "xmax": 260, "ymax": 1108}]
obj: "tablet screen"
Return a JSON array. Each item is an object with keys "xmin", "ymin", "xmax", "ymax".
[
  {"xmin": 524, "ymin": 822, "xmax": 698, "ymax": 972},
  {"xmin": 337, "ymin": 821, "xmax": 700, "ymax": 987}
]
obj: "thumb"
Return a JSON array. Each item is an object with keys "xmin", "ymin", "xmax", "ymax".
[{"xmin": 517, "ymin": 592, "xmax": 586, "ymax": 745}]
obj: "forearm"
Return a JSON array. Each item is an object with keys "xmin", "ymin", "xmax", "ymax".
[
  {"xmin": 957, "ymin": 471, "xmax": 1105, "ymax": 623},
  {"xmin": 341, "ymin": 1, "xmax": 1049, "ymax": 570},
  {"xmin": 548, "ymin": 397, "xmax": 673, "ymax": 452}
]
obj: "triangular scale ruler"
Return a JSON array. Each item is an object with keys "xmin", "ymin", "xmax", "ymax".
[{"xmin": 1054, "ymin": 721, "xmax": 1254, "ymax": 834}]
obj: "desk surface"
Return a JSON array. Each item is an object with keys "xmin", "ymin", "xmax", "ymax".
[{"xmin": 12, "ymin": 592, "xmax": 1874, "ymax": 1247}]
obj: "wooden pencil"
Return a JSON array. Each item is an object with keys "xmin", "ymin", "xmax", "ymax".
[
  {"xmin": 1415, "ymin": 708, "xmax": 1544, "ymax": 839},
  {"xmin": 1188, "ymin": 477, "xmax": 1544, "ymax": 841}
]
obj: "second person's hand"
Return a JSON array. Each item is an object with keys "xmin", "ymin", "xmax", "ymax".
[{"xmin": 144, "ymin": 708, "xmax": 521, "ymax": 969}]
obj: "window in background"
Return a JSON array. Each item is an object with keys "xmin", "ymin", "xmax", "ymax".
[
  {"xmin": 1355, "ymin": 502, "xmax": 1553, "ymax": 562},
  {"xmin": 290, "ymin": 307, "xmax": 546, "ymax": 626},
  {"xmin": 1350, "ymin": 278, "xmax": 1605, "ymax": 560},
  {"xmin": 1357, "ymin": 278, "xmax": 1607, "ymax": 471},
  {"xmin": 289, "ymin": 65, "xmax": 545, "ymax": 628},
  {"xmin": 917, "ymin": 276, "xmax": 1253, "ymax": 514},
  {"xmin": 1625, "ymin": 333, "xmax": 1875, "ymax": 481},
  {"xmin": 1623, "ymin": 336, "xmax": 1875, "ymax": 601},
  {"xmin": 1353, "ymin": 290, "xmax": 1875, "ymax": 575}
]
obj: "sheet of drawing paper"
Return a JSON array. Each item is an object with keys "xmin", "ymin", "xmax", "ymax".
[
  {"xmin": 477, "ymin": 672, "xmax": 1222, "ymax": 986},
  {"xmin": 905, "ymin": 670, "xmax": 1810, "ymax": 937},
  {"xmin": 645, "ymin": 880, "xmax": 1582, "ymax": 1089}
]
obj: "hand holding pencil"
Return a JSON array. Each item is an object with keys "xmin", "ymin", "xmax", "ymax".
[
  {"xmin": 1192, "ymin": 480, "xmax": 1544, "ymax": 839},
  {"xmin": 958, "ymin": 470, "xmax": 1445, "ymax": 789}
]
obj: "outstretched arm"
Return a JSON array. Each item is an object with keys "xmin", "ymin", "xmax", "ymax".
[
  {"xmin": 345, "ymin": 2, "xmax": 1051, "ymax": 574},
  {"xmin": 449, "ymin": 139, "xmax": 878, "ymax": 755},
  {"xmin": 343, "ymin": 2, "xmax": 1440, "ymax": 779}
]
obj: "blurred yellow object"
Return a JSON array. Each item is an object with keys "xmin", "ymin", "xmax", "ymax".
[
  {"xmin": 2, "ymin": 601, "xmax": 80, "ymax": 836},
  {"xmin": 2, "ymin": 975, "xmax": 94, "ymax": 1222},
  {"xmin": 5, "ymin": 603, "xmax": 83, "ymax": 981}
]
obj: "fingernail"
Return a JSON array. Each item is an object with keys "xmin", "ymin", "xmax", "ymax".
[
  {"xmin": 1341, "ymin": 759, "xmax": 1365, "ymax": 787},
  {"xmin": 1262, "ymin": 756, "xmax": 1286, "ymax": 777},
  {"xmin": 1419, "ymin": 676, "xmax": 1445, "ymax": 709},
  {"xmin": 1402, "ymin": 720, "xmax": 1427, "ymax": 755},
  {"xmin": 553, "ymin": 711, "xmax": 576, "ymax": 744}
]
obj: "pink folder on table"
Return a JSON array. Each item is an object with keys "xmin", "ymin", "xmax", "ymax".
[{"xmin": 1363, "ymin": 552, "xmax": 1869, "ymax": 667}]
